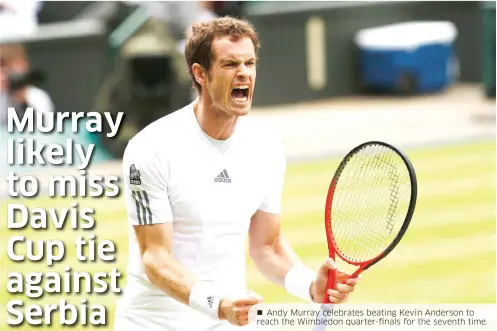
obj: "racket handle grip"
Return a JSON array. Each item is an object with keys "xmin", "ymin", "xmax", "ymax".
[
  {"xmin": 323, "ymin": 268, "xmax": 336, "ymax": 304},
  {"xmin": 323, "ymin": 267, "xmax": 363, "ymax": 304}
]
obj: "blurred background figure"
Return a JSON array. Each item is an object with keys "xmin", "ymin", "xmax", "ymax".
[
  {"xmin": 132, "ymin": 1, "xmax": 217, "ymax": 53},
  {"xmin": 0, "ymin": 0, "xmax": 42, "ymax": 39},
  {"xmin": 92, "ymin": 16, "xmax": 192, "ymax": 158},
  {"xmin": 92, "ymin": 1, "xmax": 247, "ymax": 157},
  {"xmin": 0, "ymin": 42, "xmax": 54, "ymax": 126},
  {"xmin": 141, "ymin": 1, "xmax": 246, "ymax": 52}
]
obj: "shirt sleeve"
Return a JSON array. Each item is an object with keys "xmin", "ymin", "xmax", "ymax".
[
  {"xmin": 258, "ymin": 135, "xmax": 287, "ymax": 215},
  {"xmin": 122, "ymin": 140, "xmax": 173, "ymax": 226}
]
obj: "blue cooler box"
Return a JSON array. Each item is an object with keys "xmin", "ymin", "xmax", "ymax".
[{"xmin": 355, "ymin": 21, "xmax": 458, "ymax": 93}]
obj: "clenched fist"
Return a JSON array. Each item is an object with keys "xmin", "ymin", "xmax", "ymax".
[
  {"xmin": 311, "ymin": 258, "xmax": 360, "ymax": 304},
  {"xmin": 218, "ymin": 293, "xmax": 262, "ymax": 326}
]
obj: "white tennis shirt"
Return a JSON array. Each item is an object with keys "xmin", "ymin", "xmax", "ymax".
[{"xmin": 116, "ymin": 101, "xmax": 286, "ymax": 330}]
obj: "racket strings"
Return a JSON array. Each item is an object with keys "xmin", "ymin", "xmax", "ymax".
[
  {"xmin": 357, "ymin": 151, "xmax": 403, "ymax": 261},
  {"xmin": 344, "ymin": 148, "xmax": 407, "ymax": 261},
  {"xmin": 355, "ymin": 149, "xmax": 405, "ymax": 261},
  {"xmin": 385, "ymin": 166, "xmax": 401, "ymax": 235},
  {"xmin": 343, "ymin": 147, "xmax": 385, "ymax": 257},
  {"xmin": 335, "ymin": 145, "xmax": 392, "ymax": 256},
  {"xmin": 348, "ymin": 147, "xmax": 398, "ymax": 261},
  {"xmin": 329, "ymin": 144, "xmax": 412, "ymax": 263}
]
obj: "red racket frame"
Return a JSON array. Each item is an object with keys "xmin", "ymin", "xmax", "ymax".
[{"xmin": 323, "ymin": 141, "xmax": 417, "ymax": 304}]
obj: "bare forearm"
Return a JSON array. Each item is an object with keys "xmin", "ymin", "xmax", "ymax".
[
  {"xmin": 142, "ymin": 250, "xmax": 197, "ymax": 306},
  {"xmin": 250, "ymin": 236, "xmax": 302, "ymax": 286}
]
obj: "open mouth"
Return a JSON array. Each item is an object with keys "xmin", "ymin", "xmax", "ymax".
[{"xmin": 231, "ymin": 85, "xmax": 250, "ymax": 103}]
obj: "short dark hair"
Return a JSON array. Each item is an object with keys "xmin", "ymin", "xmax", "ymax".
[{"xmin": 184, "ymin": 16, "xmax": 260, "ymax": 94}]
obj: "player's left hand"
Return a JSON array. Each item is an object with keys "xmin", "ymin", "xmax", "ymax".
[{"xmin": 311, "ymin": 258, "xmax": 360, "ymax": 304}]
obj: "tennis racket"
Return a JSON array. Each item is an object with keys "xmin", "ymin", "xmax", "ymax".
[{"xmin": 313, "ymin": 141, "xmax": 417, "ymax": 330}]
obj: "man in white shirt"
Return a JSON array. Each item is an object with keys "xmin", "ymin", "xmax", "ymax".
[
  {"xmin": 114, "ymin": 17, "xmax": 360, "ymax": 331},
  {"xmin": 0, "ymin": 43, "xmax": 54, "ymax": 126}
]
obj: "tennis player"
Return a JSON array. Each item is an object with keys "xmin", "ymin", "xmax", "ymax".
[{"xmin": 113, "ymin": 17, "xmax": 360, "ymax": 331}]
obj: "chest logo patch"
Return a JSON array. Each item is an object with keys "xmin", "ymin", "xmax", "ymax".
[
  {"xmin": 130, "ymin": 164, "xmax": 142, "ymax": 185},
  {"xmin": 214, "ymin": 169, "xmax": 231, "ymax": 183}
]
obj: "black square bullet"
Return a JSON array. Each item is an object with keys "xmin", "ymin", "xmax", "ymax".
[{"xmin": 257, "ymin": 310, "xmax": 263, "ymax": 316}]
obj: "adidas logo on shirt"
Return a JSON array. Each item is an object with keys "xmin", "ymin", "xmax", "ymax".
[
  {"xmin": 207, "ymin": 296, "xmax": 214, "ymax": 308},
  {"xmin": 130, "ymin": 164, "xmax": 141, "ymax": 185},
  {"xmin": 214, "ymin": 169, "xmax": 231, "ymax": 183}
]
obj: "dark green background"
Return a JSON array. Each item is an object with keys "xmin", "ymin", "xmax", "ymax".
[{"xmin": 16, "ymin": 1, "xmax": 492, "ymax": 111}]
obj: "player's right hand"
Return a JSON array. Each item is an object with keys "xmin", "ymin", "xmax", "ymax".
[{"xmin": 218, "ymin": 296, "xmax": 262, "ymax": 326}]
